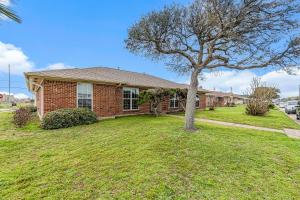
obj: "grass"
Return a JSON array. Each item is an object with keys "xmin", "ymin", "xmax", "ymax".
[
  {"xmin": 0, "ymin": 103, "xmax": 10, "ymax": 109},
  {"xmin": 194, "ymin": 105, "xmax": 300, "ymax": 130},
  {"xmin": 1, "ymin": 112, "xmax": 300, "ymax": 199}
]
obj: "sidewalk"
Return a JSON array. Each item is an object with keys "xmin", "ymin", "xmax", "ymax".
[
  {"xmin": 170, "ymin": 115, "xmax": 300, "ymax": 139},
  {"xmin": 0, "ymin": 108, "xmax": 16, "ymax": 112}
]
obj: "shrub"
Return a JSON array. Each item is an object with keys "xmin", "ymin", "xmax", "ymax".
[
  {"xmin": 245, "ymin": 78, "xmax": 277, "ymax": 116},
  {"xmin": 13, "ymin": 107, "xmax": 32, "ymax": 128},
  {"xmin": 23, "ymin": 105, "xmax": 37, "ymax": 113},
  {"xmin": 225, "ymin": 102, "xmax": 236, "ymax": 107},
  {"xmin": 209, "ymin": 106, "xmax": 215, "ymax": 111},
  {"xmin": 245, "ymin": 100, "xmax": 269, "ymax": 116},
  {"xmin": 268, "ymin": 103, "xmax": 275, "ymax": 109},
  {"xmin": 41, "ymin": 108, "xmax": 98, "ymax": 130}
]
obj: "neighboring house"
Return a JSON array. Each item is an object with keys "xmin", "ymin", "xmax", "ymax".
[
  {"xmin": 232, "ymin": 94, "xmax": 249, "ymax": 105},
  {"xmin": 206, "ymin": 91, "xmax": 247, "ymax": 107},
  {"xmin": 25, "ymin": 67, "xmax": 207, "ymax": 119},
  {"xmin": 0, "ymin": 94, "xmax": 15, "ymax": 103}
]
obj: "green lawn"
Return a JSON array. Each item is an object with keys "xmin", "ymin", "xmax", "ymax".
[
  {"xmin": 195, "ymin": 105, "xmax": 300, "ymax": 130},
  {"xmin": 0, "ymin": 103, "xmax": 10, "ymax": 109},
  {"xmin": 1, "ymin": 112, "xmax": 300, "ymax": 199}
]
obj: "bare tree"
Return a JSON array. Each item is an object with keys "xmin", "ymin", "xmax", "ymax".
[
  {"xmin": 125, "ymin": 0, "xmax": 300, "ymax": 131},
  {"xmin": 0, "ymin": 2, "xmax": 21, "ymax": 23}
]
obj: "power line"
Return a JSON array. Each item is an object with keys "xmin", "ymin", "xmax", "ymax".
[{"xmin": 8, "ymin": 64, "xmax": 10, "ymax": 105}]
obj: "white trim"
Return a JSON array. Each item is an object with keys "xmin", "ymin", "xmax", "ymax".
[
  {"xmin": 122, "ymin": 87, "xmax": 139, "ymax": 111},
  {"xmin": 77, "ymin": 82, "xmax": 93, "ymax": 111}
]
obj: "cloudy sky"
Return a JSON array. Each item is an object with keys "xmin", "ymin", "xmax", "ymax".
[{"xmin": 0, "ymin": 0, "xmax": 299, "ymax": 99}]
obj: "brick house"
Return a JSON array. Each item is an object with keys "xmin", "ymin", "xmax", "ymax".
[
  {"xmin": 206, "ymin": 91, "xmax": 247, "ymax": 107},
  {"xmin": 25, "ymin": 67, "xmax": 207, "ymax": 119}
]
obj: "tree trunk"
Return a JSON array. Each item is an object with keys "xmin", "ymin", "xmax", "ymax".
[
  {"xmin": 185, "ymin": 68, "xmax": 200, "ymax": 131},
  {"xmin": 154, "ymin": 107, "xmax": 158, "ymax": 117}
]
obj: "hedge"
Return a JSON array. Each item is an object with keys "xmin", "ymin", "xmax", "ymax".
[{"xmin": 41, "ymin": 108, "xmax": 98, "ymax": 130}]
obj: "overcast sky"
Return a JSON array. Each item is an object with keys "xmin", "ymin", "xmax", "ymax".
[{"xmin": 0, "ymin": 0, "xmax": 299, "ymax": 99}]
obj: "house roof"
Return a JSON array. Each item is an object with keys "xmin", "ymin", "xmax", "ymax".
[
  {"xmin": 206, "ymin": 90, "xmax": 246, "ymax": 99},
  {"xmin": 25, "ymin": 67, "xmax": 208, "ymax": 92},
  {"xmin": 206, "ymin": 91, "xmax": 232, "ymax": 97}
]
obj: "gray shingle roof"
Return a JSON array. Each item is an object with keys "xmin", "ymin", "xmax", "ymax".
[
  {"xmin": 206, "ymin": 90, "xmax": 245, "ymax": 98},
  {"xmin": 25, "ymin": 67, "xmax": 207, "ymax": 92}
]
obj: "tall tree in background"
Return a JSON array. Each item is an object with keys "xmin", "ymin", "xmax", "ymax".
[
  {"xmin": 125, "ymin": 0, "xmax": 300, "ymax": 131},
  {"xmin": 0, "ymin": 2, "xmax": 21, "ymax": 23}
]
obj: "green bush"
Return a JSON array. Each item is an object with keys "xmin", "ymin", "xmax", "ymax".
[
  {"xmin": 13, "ymin": 107, "xmax": 32, "ymax": 128},
  {"xmin": 41, "ymin": 108, "xmax": 98, "ymax": 130},
  {"xmin": 268, "ymin": 103, "xmax": 275, "ymax": 109},
  {"xmin": 23, "ymin": 105, "xmax": 37, "ymax": 113}
]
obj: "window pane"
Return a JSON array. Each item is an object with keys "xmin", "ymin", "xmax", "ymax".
[
  {"xmin": 169, "ymin": 94, "xmax": 178, "ymax": 108},
  {"xmin": 77, "ymin": 83, "xmax": 92, "ymax": 110},
  {"xmin": 132, "ymin": 89, "xmax": 139, "ymax": 98},
  {"xmin": 123, "ymin": 88, "xmax": 139, "ymax": 110},
  {"xmin": 195, "ymin": 95, "xmax": 200, "ymax": 107},
  {"xmin": 169, "ymin": 100, "xmax": 173, "ymax": 108},
  {"xmin": 174, "ymin": 100, "xmax": 179, "ymax": 108},
  {"xmin": 132, "ymin": 99, "xmax": 138, "ymax": 110},
  {"xmin": 123, "ymin": 99, "xmax": 131, "ymax": 110},
  {"xmin": 123, "ymin": 90, "xmax": 131, "ymax": 98},
  {"xmin": 132, "ymin": 92, "xmax": 139, "ymax": 99},
  {"xmin": 78, "ymin": 99, "xmax": 92, "ymax": 110}
]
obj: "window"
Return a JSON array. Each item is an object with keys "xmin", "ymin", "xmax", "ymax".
[
  {"xmin": 77, "ymin": 83, "xmax": 92, "ymax": 110},
  {"xmin": 195, "ymin": 94, "xmax": 200, "ymax": 107},
  {"xmin": 169, "ymin": 94, "xmax": 179, "ymax": 108},
  {"xmin": 123, "ymin": 88, "xmax": 139, "ymax": 110}
]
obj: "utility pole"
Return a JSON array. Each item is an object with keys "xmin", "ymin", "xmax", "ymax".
[{"xmin": 8, "ymin": 64, "xmax": 11, "ymax": 106}]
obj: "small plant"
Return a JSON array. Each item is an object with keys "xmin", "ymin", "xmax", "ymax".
[
  {"xmin": 41, "ymin": 108, "xmax": 98, "ymax": 130},
  {"xmin": 268, "ymin": 103, "xmax": 275, "ymax": 109},
  {"xmin": 23, "ymin": 105, "xmax": 37, "ymax": 113},
  {"xmin": 13, "ymin": 107, "xmax": 31, "ymax": 128},
  {"xmin": 209, "ymin": 106, "xmax": 215, "ymax": 111},
  {"xmin": 225, "ymin": 102, "xmax": 236, "ymax": 107}
]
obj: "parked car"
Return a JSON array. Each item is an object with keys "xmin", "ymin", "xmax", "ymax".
[
  {"xmin": 296, "ymin": 102, "xmax": 300, "ymax": 120},
  {"xmin": 285, "ymin": 101, "xmax": 298, "ymax": 114},
  {"xmin": 279, "ymin": 102, "xmax": 286, "ymax": 108}
]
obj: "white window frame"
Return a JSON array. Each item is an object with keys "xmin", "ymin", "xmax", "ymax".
[
  {"xmin": 169, "ymin": 94, "xmax": 179, "ymax": 109},
  {"xmin": 123, "ymin": 87, "xmax": 139, "ymax": 111},
  {"xmin": 77, "ymin": 82, "xmax": 93, "ymax": 111}
]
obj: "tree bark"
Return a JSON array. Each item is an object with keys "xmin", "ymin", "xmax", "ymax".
[{"xmin": 185, "ymin": 68, "xmax": 200, "ymax": 131}]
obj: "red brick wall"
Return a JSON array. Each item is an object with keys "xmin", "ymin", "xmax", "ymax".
[
  {"xmin": 199, "ymin": 93, "xmax": 206, "ymax": 109},
  {"xmin": 43, "ymin": 80, "xmax": 77, "ymax": 114},
  {"xmin": 93, "ymin": 84, "xmax": 116, "ymax": 117},
  {"xmin": 40, "ymin": 80, "xmax": 206, "ymax": 118}
]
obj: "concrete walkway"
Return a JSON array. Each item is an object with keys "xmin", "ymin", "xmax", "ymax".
[
  {"xmin": 169, "ymin": 115, "xmax": 300, "ymax": 139},
  {"xmin": 0, "ymin": 108, "xmax": 15, "ymax": 112}
]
